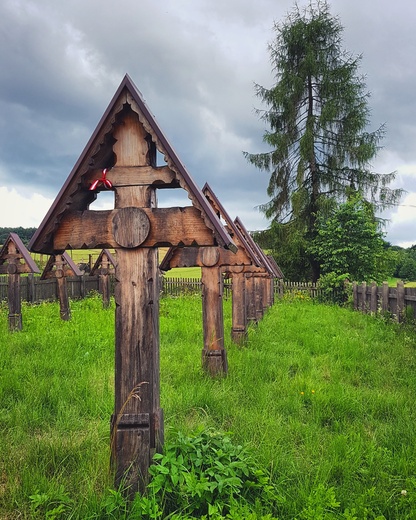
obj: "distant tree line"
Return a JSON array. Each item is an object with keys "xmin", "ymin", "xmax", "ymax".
[
  {"xmin": 251, "ymin": 226, "xmax": 416, "ymax": 283},
  {"xmin": 0, "ymin": 227, "xmax": 37, "ymax": 247}
]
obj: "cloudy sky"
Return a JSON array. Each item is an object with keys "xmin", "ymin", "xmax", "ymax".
[{"xmin": 1, "ymin": 0, "xmax": 415, "ymax": 246}]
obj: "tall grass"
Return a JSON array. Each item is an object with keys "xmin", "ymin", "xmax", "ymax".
[{"xmin": 1, "ymin": 294, "xmax": 416, "ymax": 518}]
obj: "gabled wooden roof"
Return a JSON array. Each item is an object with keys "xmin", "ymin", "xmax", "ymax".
[
  {"xmin": 202, "ymin": 183, "xmax": 265, "ymax": 268},
  {"xmin": 29, "ymin": 74, "xmax": 236, "ymax": 254},
  {"xmin": 0, "ymin": 233, "xmax": 40, "ymax": 274},
  {"xmin": 234, "ymin": 217, "xmax": 283, "ymax": 279},
  {"xmin": 266, "ymin": 254, "xmax": 284, "ymax": 279},
  {"xmin": 40, "ymin": 252, "xmax": 83, "ymax": 280},
  {"xmin": 90, "ymin": 249, "xmax": 116, "ymax": 275}
]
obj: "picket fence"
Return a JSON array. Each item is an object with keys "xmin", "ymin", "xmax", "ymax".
[
  {"xmin": 0, "ymin": 275, "xmax": 331, "ymax": 304},
  {"xmin": 0, "ymin": 275, "xmax": 234, "ymax": 303},
  {"xmin": 2, "ymin": 276, "xmax": 412, "ymax": 322},
  {"xmin": 352, "ymin": 280, "xmax": 416, "ymax": 322}
]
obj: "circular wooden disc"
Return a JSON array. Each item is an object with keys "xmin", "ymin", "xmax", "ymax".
[
  {"xmin": 200, "ymin": 247, "xmax": 220, "ymax": 267},
  {"xmin": 7, "ymin": 263, "xmax": 17, "ymax": 274},
  {"xmin": 112, "ymin": 207, "xmax": 150, "ymax": 248}
]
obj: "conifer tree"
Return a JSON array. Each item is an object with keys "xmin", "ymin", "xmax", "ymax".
[{"xmin": 245, "ymin": 1, "xmax": 402, "ymax": 281}]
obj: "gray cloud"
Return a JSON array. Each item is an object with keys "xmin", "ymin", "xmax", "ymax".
[{"xmin": 0, "ymin": 0, "xmax": 415, "ymax": 244}]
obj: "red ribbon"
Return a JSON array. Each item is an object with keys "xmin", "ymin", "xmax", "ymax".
[{"xmin": 89, "ymin": 169, "xmax": 113, "ymax": 191}]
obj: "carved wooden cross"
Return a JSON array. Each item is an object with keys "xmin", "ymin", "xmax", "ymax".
[
  {"xmin": 0, "ymin": 233, "xmax": 40, "ymax": 330},
  {"xmin": 160, "ymin": 184, "xmax": 283, "ymax": 367},
  {"xmin": 90, "ymin": 249, "xmax": 116, "ymax": 308},
  {"xmin": 29, "ymin": 75, "xmax": 236, "ymax": 494},
  {"xmin": 41, "ymin": 252, "xmax": 82, "ymax": 320}
]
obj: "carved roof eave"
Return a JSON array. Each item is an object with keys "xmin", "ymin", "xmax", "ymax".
[
  {"xmin": 202, "ymin": 182, "xmax": 265, "ymax": 269},
  {"xmin": 29, "ymin": 74, "xmax": 236, "ymax": 255},
  {"xmin": 234, "ymin": 216, "xmax": 280, "ymax": 277}
]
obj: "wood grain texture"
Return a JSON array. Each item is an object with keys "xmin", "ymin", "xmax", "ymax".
[
  {"xmin": 112, "ymin": 207, "xmax": 150, "ymax": 248},
  {"xmin": 83, "ymin": 165, "xmax": 179, "ymax": 189},
  {"xmin": 53, "ymin": 207, "xmax": 216, "ymax": 250},
  {"xmin": 201, "ymin": 267, "xmax": 228, "ymax": 375},
  {"xmin": 231, "ymin": 272, "xmax": 247, "ymax": 345},
  {"xmin": 7, "ymin": 273, "xmax": 22, "ymax": 331},
  {"xmin": 111, "ymin": 111, "xmax": 162, "ymax": 494}
]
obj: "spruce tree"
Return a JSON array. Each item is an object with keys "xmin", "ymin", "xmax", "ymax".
[{"xmin": 245, "ymin": 0, "xmax": 402, "ymax": 281}]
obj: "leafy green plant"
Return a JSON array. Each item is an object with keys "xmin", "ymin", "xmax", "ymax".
[
  {"xmin": 147, "ymin": 428, "xmax": 279, "ymax": 518},
  {"xmin": 297, "ymin": 485, "xmax": 340, "ymax": 519},
  {"xmin": 317, "ymin": 272, "xmax": 351, "ymax": 305},
  {"xmin": 29, "ymin": 485, "xmax": 72, "ymax": 519}
]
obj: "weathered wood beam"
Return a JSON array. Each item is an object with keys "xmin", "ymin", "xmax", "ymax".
[
  {"xmin": 161, "ymin": 246, "xmax": 249, "ymax": 269},
  {"xmin": 110, "ymin": 108, "xmax": 163, "ymax": 496},
  {"xmin": 201, "ymin": 266, "xmax": 227, "ymax": 375},
  {"xmin": 53, "ymin": 207, "xmax": 217, "ymax": 250},
  {"xmin": 83, "ymin": 166, "xmax": 180, "ymax": 189},
  {"xmin": 231, "ymin": 272, "xmax": 247, "ymax": 345}
]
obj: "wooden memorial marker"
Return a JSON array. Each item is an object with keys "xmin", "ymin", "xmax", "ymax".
[
  {"xmin": 234, "ymin": 217, "xmax": 283, "ymax": 322},
  {"xmin": 29, "ymin": 74, "xmax": 236, "ymax": 494},
  {"xmin": 160, "ymin": 183, "xmax": 274, "ymax": 357},
  {"xmin": 41, "ymin": 252, "xmax": 82, "ymax": 320},
  {"xmin": 0, "ymin": 233, "xmax": 40, "ymax": 331},
  {"xmin": 90, "ymin": 249, "xmax": 116, "ymax": 308},
  {"xmin": 202, "ymin": 184, "xmax": 275, "ymax": 343}
]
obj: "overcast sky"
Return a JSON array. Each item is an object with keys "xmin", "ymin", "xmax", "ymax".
[{"xmin": 1, "ymin": 0, "xmax": 415, "ymax": 247}]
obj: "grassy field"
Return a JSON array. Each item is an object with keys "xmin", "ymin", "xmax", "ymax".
[{"xmin": 1, "ymin": 295, "xmax": 416, "ymax": 518}]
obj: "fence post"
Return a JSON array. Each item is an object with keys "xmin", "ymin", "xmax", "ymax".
[
  {"xmin": 370, "ymin": 281, "xmax": 377, "ymax": 314},
  {"xmin": 381, "ymin": 282, "xmax": 389, "ymax": 314},
  {"xmin": 26, "ymin": 273, "xmax": 35, "ymax": 303},
  {"xmin": 361, "ymin": 282, "xmax": 368, "ymax": 312},
  {"xmin": 352, "ymin": 282, "xmax": 358, "ymax": 310},
  {"xmin": 397, "ymin": 280, "xmax": 405, "ymax": 322}
]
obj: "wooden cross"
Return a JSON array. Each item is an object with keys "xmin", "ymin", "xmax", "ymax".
[
  {"xmin": 90, "ymin": 249, "xmax": 116, "ymax": 308},
  {"xmin": 0, "ymin": 233, "xmax": 40, "ymax": 331},
  {"xmin": 29, "ymin": 75, "xmax": 236, "ymax": 494},
  {"xmin": 41, "ymin": 252, "xmax": 82, "ymax": 320},
  {"xmin": 160, "ymin": 184, "xmax": 283, "ymax": 366}
]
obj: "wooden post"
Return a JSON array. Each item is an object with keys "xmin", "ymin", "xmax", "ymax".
[
  {"xmin": 245, "ymin": 274, "xmax": 256, "ymax": 323},
  {"xmin": 397, "ymin": 280, "xmax": 405, "ymax": 322},
  {"xmin": 111, "ymin": 111, "xmax": 163, "ymax": 494},
  {"xmin": 370, "ymin": 281, "xmax": 377, "ymax": 314},
  {"xmin": 231, "ymin": 272, "xmax": 247, "ymax": 345},
  {"xmin": 28, "ymin": 76, "xmax": 238, "ymax": 494},
  {"xmin": 361, "ymin": 282, "xmax": 367, "ymax": 313},
  {"xmin": 201, "ymin": 265, "xmax": 227, "ymax": 375},
  {"xmin": 0, "ymin": 234, "xmax": 40, "ymax": 328},
  {"xmin": 27, "ymin": 272, "xmax": 35, "ymax": 303},
  {"xmin": 91, "ymin": 249, "xmax": 116, "ymax": 309},
  {"xmin": 55, "ymin": 254, "xmax": 71, "ymax": 321},
  {"xmin": 352, "ymin": 282, "xmax": 358, "ymax": 310},
  {"xmin": 100, "ymin": 253, "xmax": 111, "ymax": 309},
  {"xmin": 7, "ymin": 267, "xmax": 22, "ymax": 331},
  {"xmin": 381, "ymin": 281, "xmax": 389, "ymax": 314},
  {"xmin": 254, "ymin": 276, "xmax": 263, "ymax": 322}
]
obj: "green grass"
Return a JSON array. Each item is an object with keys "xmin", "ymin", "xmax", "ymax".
[
  {"xmin": 1, "ymin": 295, "xmax": 416, "ymax": 518},
  {"xmin": 388, "ymin": 277, "xmax": 416, "ymax": 288}
]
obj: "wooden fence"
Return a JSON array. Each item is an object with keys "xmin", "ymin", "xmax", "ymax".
[
  {"xmin": 6, "ymin": 276, "xmax": 411, "ymax": 320},
  {"xmin": 275, "ymin": 280, "xmax": 323, "ymax": 299},
  {"xmin": 0, "ymin": 275, "xmax": 233, "ymax": 303},
  {"xmin": 352, "ymin": 281, "xmax": 416, "ymax": 322},
  {"xmin": 0, "ymin": 274, "xmax": 104, "ymax": 303}
]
